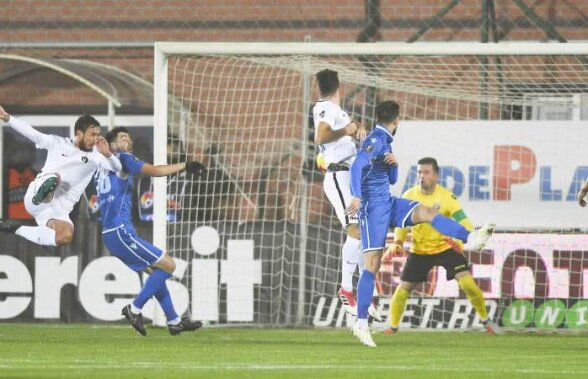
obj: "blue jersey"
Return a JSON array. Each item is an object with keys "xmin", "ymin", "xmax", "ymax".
[
  {"xmin": 350, "ymin": 125, "xmax": 398, "ymax": 202},
  {"xmin": 97, "ymin": 152, "xmax": 145, "ymax": 231},
  {"xmin": 351, "ymin": 125, "xmax": 419, "ymax": 252}
]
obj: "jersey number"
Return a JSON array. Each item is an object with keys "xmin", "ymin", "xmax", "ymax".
[{"xmin": 97, "ymin": 175, "xmax": 112, "ymax": 194}]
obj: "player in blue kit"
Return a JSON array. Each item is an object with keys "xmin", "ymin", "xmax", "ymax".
[
  {"xmin": 346, "ymin": 101, "xmax": 495, "ymax": 347},
  {"xmin": 97, "ymin": 127, "xmax": 205, "ymax": 336}
]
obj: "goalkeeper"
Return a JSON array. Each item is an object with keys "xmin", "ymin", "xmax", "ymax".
[
  {"xmin": 386, "ymin": 157, "xmax": 501, "ymax": 334},
  {"xmin": 97, "ymin": 127, "xmax": 205, "ymax": 336}
]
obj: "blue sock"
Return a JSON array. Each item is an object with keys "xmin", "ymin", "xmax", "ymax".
[
  {"xmin": 431, "ymin": 214, "xmax": 470, "ymax": 242},
  {"xmin": 132, "ymin": 268, "xmax": 172, "ymax": 310},
  {"xmin": 356, "ymin": 270, "xmax": 375, "ymax": 320},
  {"xmin": 155, "ymin": 283, "xmax": 179, "ymax": 323}
]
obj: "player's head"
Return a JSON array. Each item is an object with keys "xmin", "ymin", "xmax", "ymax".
[
  {"xmin": 105, "ymin": 127, "xmax": 132, "ymax": 153},
  {"xmin": 417, "ymin": 157, "xmax": 439, "ymax": 192},
  {"xmin": 376, "ymin": 101, "xmax": 400, "ymax": 135},
  {"xmin": 315, "ymin": 69, "xmax": 340, "ymax": 98},
  {"xmin": 74, "ymin": 114, "xmax": 101, "ymax": 152}
]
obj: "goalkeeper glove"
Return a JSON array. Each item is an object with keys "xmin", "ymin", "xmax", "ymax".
[
  {"xmin": 185, "ymin": 161, "xmax": 206, "ymax": 177},
  {"xmin": 382, "ymin": 240, "xmax": 405, "ymax": 262}
]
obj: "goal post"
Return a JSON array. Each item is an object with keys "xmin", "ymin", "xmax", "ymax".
[{"xmin": 153, "ymin": 42, "xmax": 588, "ymax": 330}]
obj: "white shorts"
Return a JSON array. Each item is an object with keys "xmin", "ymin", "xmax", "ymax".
[
  {"xmin": 23, "ymin": 177, "xmax": 73, "ymax": 227},
  {"xmin": 323, "ymin": 170, "xmax": 358, "ymax": 228}
]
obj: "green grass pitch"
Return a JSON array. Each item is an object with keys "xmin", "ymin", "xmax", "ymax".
[{"xmin": 0, "ymin": 323, "xmax": 587, "ymax": 379}]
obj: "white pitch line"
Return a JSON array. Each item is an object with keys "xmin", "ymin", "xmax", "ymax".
[{"xmin": 0, "ymin": 361, "xmax": 587, "ymax": 375}]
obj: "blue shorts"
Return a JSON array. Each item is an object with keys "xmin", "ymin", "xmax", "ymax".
[
  {"xmin": 102, "ymin": 225, "xmax": 164, "ymax": 272},
  {"xmin": 359, "ymin": 196, "xmax": 420, "ymax": 253}
]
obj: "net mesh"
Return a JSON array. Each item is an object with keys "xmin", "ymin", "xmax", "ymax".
[{"xmin": 163, "ymin": 50, "xmax": 588, "ymax": 329}]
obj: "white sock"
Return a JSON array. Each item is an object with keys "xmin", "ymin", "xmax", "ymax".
[
  {"xmin": 130, "ymin": 303, "xmax": 142, "ymax": 315},
  {"xmin": 167, "ymin": 317, "xmax": 181, "ymax": 326},
  {"xmin": 15, "ymin": 226, "xmax": 56, "ymax": 246},
  {"xmin": 341, "ymin": 236, "xmax": 361, "ymax": 291}
]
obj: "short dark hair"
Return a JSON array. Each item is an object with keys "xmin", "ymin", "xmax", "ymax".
[
  {"xmin": 375, "ymin": 101, "xmax": 400, "ymax": 124},
  {"xmin": 418, "ymin": 157, "xmax": 439, "ymax": 173},
  {"xmin": 74, "ymin": 114, "xmax": 100, "ymax": 133},
  {"xmin": 315, "ymin": 69, "xmax": 339, "ymax": 97},
  {"xmin": 105, "ymin": 127, "xmax": 129, "ymax": 144}
]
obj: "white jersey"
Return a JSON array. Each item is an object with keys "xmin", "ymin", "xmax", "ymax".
[
  {"xmin": 5, "ymin": 117, "xmax": 121, "ymax": 212},
  {"xmin": 312, "ymin": 99, "xmax": 356, "ymax": 166}
]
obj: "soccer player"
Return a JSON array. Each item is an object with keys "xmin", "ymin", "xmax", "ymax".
[
  {"xmin": 98, "ymin": 127, "xmax": 204, "ymax": 336},
  {"xmin": 312, "ymin": 69, "xmax": 382, "ymax": 320},
  {"xmin": 386, "ymin": 157, "xmax": 501, "ymax": 334},
  {"xmin": 346, "ymin": 101, "xmax": 495, "ymax": 347},
  {"xmin": 0, "ymin": 106, "xmax": 122, "ymax": 246}
]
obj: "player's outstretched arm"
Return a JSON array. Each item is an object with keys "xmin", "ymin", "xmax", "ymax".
[
  {"xmin": 0, "ymin": 105, "xmax": 53, "ymax": 147},
  {"xmin": 141, "ymin": 160, "xmax": 205, "ymax": 178}
]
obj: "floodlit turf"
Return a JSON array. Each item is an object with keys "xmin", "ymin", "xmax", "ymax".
[{"xmin": 0, "ymin": 324, "xmax": 587, "ymax": 379}]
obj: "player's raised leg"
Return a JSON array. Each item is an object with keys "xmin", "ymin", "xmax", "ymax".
[
  {"xmin": 411, "ymin": 205, "xmax": 495, "ymax": 251},
  {"xmin": 8, "ymin": 219, "xmax": 73, "ymax": 247},
  {"xmin": 0, "ymin": 173, "xmax": 69, "ymax": 246}
]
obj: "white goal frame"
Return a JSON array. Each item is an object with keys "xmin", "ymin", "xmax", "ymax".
[{"xmin": 153, "ymin": 41, "xmax": 588, "ymax": 326}]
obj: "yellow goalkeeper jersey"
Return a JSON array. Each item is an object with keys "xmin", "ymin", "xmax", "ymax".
[{"xmin": 395, "ymin": 184, "xmax": 473, "ymax": 255}]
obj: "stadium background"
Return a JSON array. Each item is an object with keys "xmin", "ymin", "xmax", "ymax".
[{"xmin": 0, "ymin": 0, "xmax": 587, "ymax": 326}]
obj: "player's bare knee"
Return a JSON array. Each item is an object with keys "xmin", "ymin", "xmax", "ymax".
[
  {"xmin": 167, "ymin": 256, "xmax": 176, "ymax": 273},
  {"xmin": 155, "ymin": 254, "xmax": 175, "ymax": 273},
  {"xmin": 346, "ymin": 224, "xmax": 360, "ymax": 239},
  {"xmin": 454, "ymin": 271, "xmax": 470, "ymax": 281},
  {"xmin": 400, "ymin": 281, "xmax": 417, "ymax": 293},
  {"xmin": 412, "ymin": 204, "xmax": 437, "ymax": 224},
  {"xmin": 364, "ymin": 251, "xmax": 383, "ymax": 272},
  {"xmin": 55, "ymin": 229, "xmax": 73, "ymax": 246}
]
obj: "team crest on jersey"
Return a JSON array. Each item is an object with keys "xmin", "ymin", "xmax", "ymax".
[
  {"xmin": 364, "ymin": 144, "xmax": 374, "ymax": 152},
  {"xmin": 81, "ymin": 156, "xmax": 89, "ymax": 163}
]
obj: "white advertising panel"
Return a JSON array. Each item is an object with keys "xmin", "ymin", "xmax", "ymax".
[{"xmin": 392, "ymin": 121, "xmax": 588, "ymax": 229}]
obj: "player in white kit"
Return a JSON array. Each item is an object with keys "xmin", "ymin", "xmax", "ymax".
[
  {"xmin": 0, "ymin": 106, "xmax": 122, "ymax": 246},
  {"xmin": 313, "ymin": 69, "xmax": 380, "ymax": 320}
]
